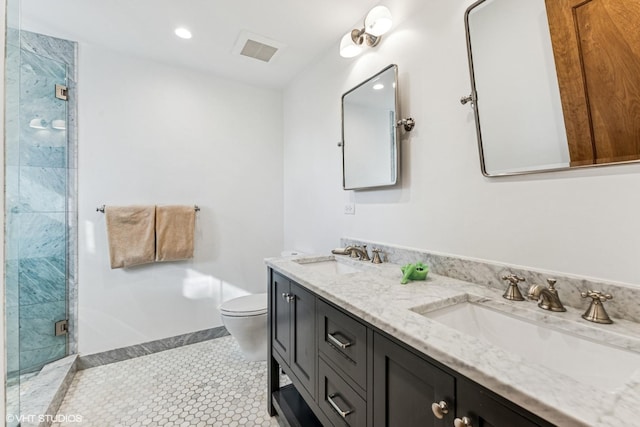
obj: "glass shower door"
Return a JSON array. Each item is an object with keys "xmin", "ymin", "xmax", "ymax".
[
  {"xmin": 5, "ymin": 25, "xmax": 76, "ymax": 424},
  {"xmin": 5, "ymin": 30, "xmax": 21, "ymax": 426},
  {"xmin": 7, "ymin": 47, "xmax": 69, "ymax": 378}
]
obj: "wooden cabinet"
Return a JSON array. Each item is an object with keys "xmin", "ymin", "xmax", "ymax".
[
  {"xmin": 271, "ymin": 272, "xmax": 291, "ymax": 360},
  {"xmin": 268, "ymin": 269, "xmax": 555, "ymax": 427},
  {"xmin": 372, "ymin": 333, "xmax": 455, "ymax": 427},
  {"xmin": 270, "ymin": 272, "xmax": 317, "ymax": 400},
  {"xmin": 318, "ymin": 357, "xmax": 367, "ymax": 427},
  {"xmin": 289, "ymin": 281, "xmax": 317, "ymax": 397},
  {"xmin": 372, "ymin": 333, "xmax": 553, "ymax": 427},
  {"xmin": 317, "ymin": 300, "xmax": 369, "ymax": 426},
  {"xmin": 455, "ymin": 377, "xmax": 546, "ymax": 427},
  {"xmin": 317, "ymin": 300, "xmax": 368, "ymax": 393}
]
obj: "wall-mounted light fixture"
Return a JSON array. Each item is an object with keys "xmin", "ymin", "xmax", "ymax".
[{"xmin": 340, "ymin": 5, "xmax": 392, "ymax": 58}]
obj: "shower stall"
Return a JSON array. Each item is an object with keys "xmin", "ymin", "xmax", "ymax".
[{"xmin": 4, "ymin": 2, "xmax": 78, "ymax": 421}]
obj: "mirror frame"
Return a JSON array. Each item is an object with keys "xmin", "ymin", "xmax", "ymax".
[
  {"xmin": 341, "ymin": 64, "xmax": 399, "ymax": 190},
  {"xmin": 464, "ymin": 0, "xmax": 640, "ymax": 177}
]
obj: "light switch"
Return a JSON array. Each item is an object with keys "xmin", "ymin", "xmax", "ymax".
[{"xmin": 344, "ymin": 203, "xmax": 355, "ymax": 215}]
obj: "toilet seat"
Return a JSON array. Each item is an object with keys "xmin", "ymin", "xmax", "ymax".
[{"xmin": 220, "ymin": 293, "xmax": 267, "ymax": 317}]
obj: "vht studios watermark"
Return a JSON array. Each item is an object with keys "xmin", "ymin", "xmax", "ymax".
[{"xmin": 6, "ymin": 413, "xmax": 83, "ymax": 423}]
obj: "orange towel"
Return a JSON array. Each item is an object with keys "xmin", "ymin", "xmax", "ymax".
[
  {"xmin": 155, "ymin": 205, "xmax": 196, "ymax": 262},
  {"xmin": 105, "ymin": 206, "xmax": 156, "ymax": 269}
]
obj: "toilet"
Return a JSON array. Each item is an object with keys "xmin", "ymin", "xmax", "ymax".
[{"xmin": 219, "ymin": 293, "xmax": 268, "ymax": 361}]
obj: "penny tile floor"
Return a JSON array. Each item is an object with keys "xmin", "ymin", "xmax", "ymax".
[{"xmin": 53, "ymin": 336, "xmax": 280, "ymax": 426}]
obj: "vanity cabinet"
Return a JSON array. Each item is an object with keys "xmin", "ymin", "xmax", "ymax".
[
  {"xmin": 318, "ymin": 357, "xmax": 367, "ymax": 427},
  {"xmin": 268, "ymin": 269, "xmax": 554, "ymax": 427},
  {"xmin": 372, "ymin": 333, "xmax": 550, "ymax": 427},
  {"xmin": 270, "ymin": 271, "xmax": 317, "ymax": 401},
  {"xmin": 456, "ymin": 377, "xmax": 543, "ymax": 427},
  {"xmin": 317, "ymin": 300, "xmax": 368, "ymax": 392},
  {"xmin": 317, "ymin": 300, "xmax": 370, "ymax": 426},
  {"xmin": 372, "ymin": 333, "xmax": 455, "ymax": 427}
]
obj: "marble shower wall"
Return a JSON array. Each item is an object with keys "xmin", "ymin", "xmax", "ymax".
[{"xmin": 5, "ymin": 30, "xmax": 78, "ymax": 374}]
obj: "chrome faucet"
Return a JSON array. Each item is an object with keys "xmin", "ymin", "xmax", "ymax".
[{"xmin": 527, "ymin": 279, "xmax": 566, "ymax": 312}]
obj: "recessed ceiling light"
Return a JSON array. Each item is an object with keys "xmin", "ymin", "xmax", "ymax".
[
  {"xmin": 373, "ymin": 83, "xmax": 384, "ymax": 90},
  {"xmin": 174, "ymin": 27, "xmax": 192, "ymax": 40}
]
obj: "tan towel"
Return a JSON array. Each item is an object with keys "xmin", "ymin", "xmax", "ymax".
[
  {"xmin": 155, "ymin": 205, "xmax": 196, "ymax": 262},
  {"xmin": 105, "ymin": 205, "xmax": 156, "ymax": 269}
]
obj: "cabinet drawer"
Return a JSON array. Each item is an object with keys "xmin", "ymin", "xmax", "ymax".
[
  {"xmin": 319, "ymin": 357, "xmax": 367, "ymax": 427},
  {"xmin": 317, "ymin": 300, "xmax": 367, "ymax": 389}
]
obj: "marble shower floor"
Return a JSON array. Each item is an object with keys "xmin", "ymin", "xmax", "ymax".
[{"xmin": 53, "ymin": 336, "xmax": 280, "ymax": 426}]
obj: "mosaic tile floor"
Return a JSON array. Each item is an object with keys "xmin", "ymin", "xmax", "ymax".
[{"xmin": 53, "ymin": 336, "xmax": 280, "ymax": 426}]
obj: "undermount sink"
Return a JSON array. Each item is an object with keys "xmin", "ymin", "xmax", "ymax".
[
  {"xmin": 293, "ymin": 258, "xmax": 363, "ymax": 275},
  {"xmin": 414, "ymin": 298, "xmax": 640, "ymax": 392}
]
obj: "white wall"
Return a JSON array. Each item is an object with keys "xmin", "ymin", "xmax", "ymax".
[
  {"xmin": 78, "ymin": 45, "xmax": 283, "ymax": 355},
  {"xmin": 283, "ymin": 0, "xmax": 640, "ymax": 287}
]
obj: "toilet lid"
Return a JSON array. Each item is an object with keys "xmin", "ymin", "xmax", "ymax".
[{"xmin": 220, "ymin": 293, "xmax": 267, "ymax": 317}]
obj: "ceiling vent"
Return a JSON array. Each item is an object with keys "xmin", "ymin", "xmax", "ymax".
[
  {"xmin": 233, "ymin": 31, "xmax": 285, "ymax": 63},
  {"xmin": 240, "ymin": 39, "xmax": 278, "ymax": 62}
]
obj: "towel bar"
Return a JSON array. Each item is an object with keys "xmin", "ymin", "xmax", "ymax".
[{"xmin": 96, "ymin": 205, "xmax": 200, "ymax": 213}]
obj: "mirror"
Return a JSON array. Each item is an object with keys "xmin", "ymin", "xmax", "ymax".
[
  {"xmin": 465, "ymin": 0, "xmax": 640, "ymax": 176},
  {"xmin": 342, "ymin": 64, "xmax": 398, "ymax": 190}
]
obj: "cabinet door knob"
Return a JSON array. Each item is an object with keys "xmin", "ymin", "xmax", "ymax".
[
  {"xmin": 431, "ymin": 400, "xmax": 449, "ymax": 419},
  {"xmin": 454, "ymin": 416, "xmax": 473, "ymax": 427},
  {"xmin": 327, "ymin": 333, "xmax": 353, "ymax": 349},
  {"xmin": 281, "ymin": 293, "xmax": 294, "ymax": 303},
  {"xmin": 327, "ymin": 393, "xmax": 352, "ymax": 418}
]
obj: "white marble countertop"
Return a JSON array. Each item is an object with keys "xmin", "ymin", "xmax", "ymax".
[{"xmin": 266, "ymin": 254, "xmax": 640, "ymax": 427}]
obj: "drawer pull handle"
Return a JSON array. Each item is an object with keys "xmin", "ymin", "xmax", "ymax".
[
  {"xmin": 327, "ymin": 393, "xmax": 352, "ymax": 418},
  {"xmin": 281, "ymin": 293, "xmax": 294, "ymax": 303},
  {"xmin": 327, "ymin": 333, "xmax": 352, "ymax": 349}
]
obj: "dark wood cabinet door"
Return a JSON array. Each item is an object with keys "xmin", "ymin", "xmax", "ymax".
[
  {"xmin": 372, "ymin": 333, "xmax": 455, "ymax": 427},
  {"xmin": 456, "ymin": 377, "xmax": 546, "ymax": 427},
  {"xmin": 271, "ymin": 272, "xmax": 291, "ymax": 360},
  {"xmin": 289, "ymin": 281, "xmax": 317, "ymax": 399}
]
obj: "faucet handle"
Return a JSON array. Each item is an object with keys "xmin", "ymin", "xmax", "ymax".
[
  {"xmin": 361, "ymin": 245, "xmax": 371, "ymax": 261},
  {"xmin": 580, "ymin": 290, "xmax": 613, "ymax": 324},
  {"xmin": 501, "ymin": 274, "xmax": 525, "ymax": 284},
  {"xmin": 371, "ymin": 249, "xmax": 383, "ymax": 264},
  {"xmin": 581, "ymin": 290, "xmax": 613, "ymax": 303},
  {"xmin": 501, "ymin": 274, "xmax": 525, "ymax": 301},
  {"xmin": 349, "ymin": 246, "xmax": 361, "ymax": 258}
]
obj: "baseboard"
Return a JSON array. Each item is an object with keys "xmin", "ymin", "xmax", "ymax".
[{"xmin": 78, "ymin": 326, "xmax": 229, "ymax": 370}]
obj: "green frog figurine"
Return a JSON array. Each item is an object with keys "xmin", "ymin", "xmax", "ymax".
[{"xmin": 400, "ymin": 262, "xmax": 429, "ymax": 284}]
